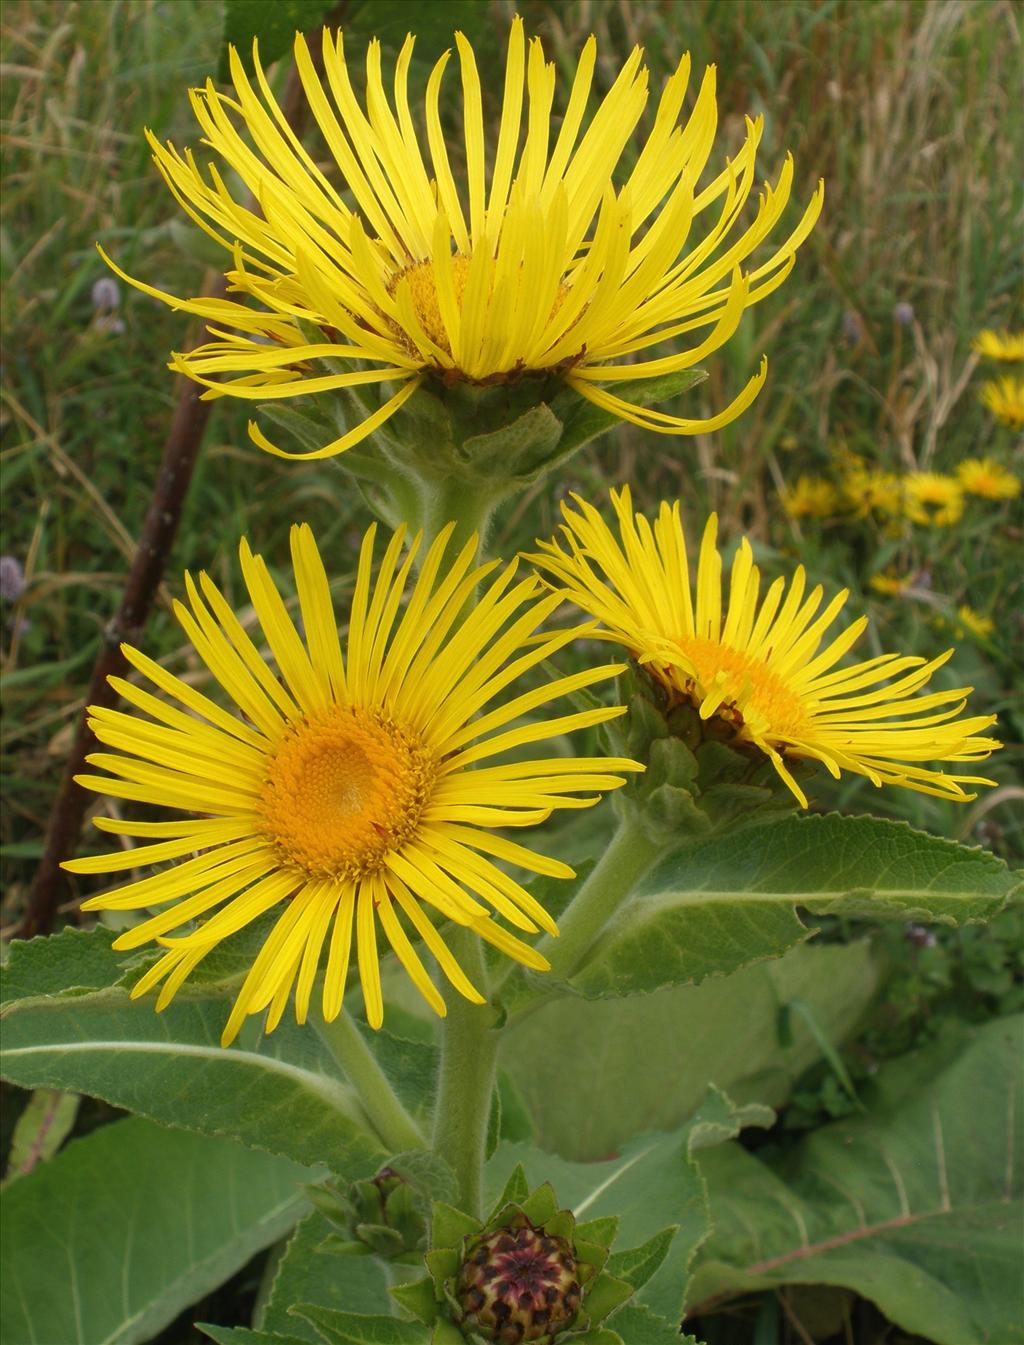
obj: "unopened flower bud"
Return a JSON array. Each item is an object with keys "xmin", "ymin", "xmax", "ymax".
[
  {"xmin": 893, "ymin": 301, "xmax": 915, "ymax": 327},
  {"xmin": 457, "ymin": 1215, "xmax": 581, "ymax": 1343}
]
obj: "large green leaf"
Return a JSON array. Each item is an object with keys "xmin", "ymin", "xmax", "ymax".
[
  {"xmin": 572, "ymin": 814, "xmax": 1016, "ymax": 999},
  {"xmin": 503, "ymin": 939, "xmax": 880, "ymax": 1161},
  {"xmin": 0, "ymin": 936, "xmax": 384, "ymax": 1172},
  {"xmin": 487, "ymin": 1087, "xmax": 772, "ymax": 1326},
  {"xmin": 258, "ymin": 1213, "xmax": 390, "ymax": 1341},
  {"xmin": 685, "ymin": 1015, "xmax": 1024, "ymax": 1345},
  {"xmin": 0, "ymin": 1116, "xmax": 312, "ymax": 1345}
]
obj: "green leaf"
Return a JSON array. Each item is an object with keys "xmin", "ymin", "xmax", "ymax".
[
  {"xmin": 503, "ymin": 939, "xmax": 880, "ymax": 1160},
  {"xmin": 202, "ymin": 1330, "xmax": 312, "ymax": 1345},
  {"xmin": 3, "ymin": 1087, "xmax": 79, "ymax": 1183},
  {"xmin": 573, "ymin": 814, "xmax": 1016, "ymax": 999},
  {"xmin": 0, "ymin": 968, "xmax": 385, "ymax": 1171},
  {"xmin": 602, "ymin": 1303, "xmax": 699, "ymax": 1344},
  {"xmin": 292, "ymin": 1303, "xmax": 427, "ymax": 1344},
  {"xmin": 685, "ymin": 1016, "xmax": 1024, "ymax": 1345},
  {"xmin": 219, "ymin": 1, "xmax": 335, "ymax": 80},
  {"xmin": 1, "ymin": 926, "xmax": 132, "ymax": 1004},
  {"xmin": 258, "ymin": 1212, "xmax": 390, "ymax": 1341},
  {"xmin": 0, "ymin": 1117, "xmax": 312, "ymax": 1345}
]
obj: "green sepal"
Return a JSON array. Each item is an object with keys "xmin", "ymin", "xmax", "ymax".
[
  {"xmin": 430, "ymin": 1201, "xmax": 481, "ymax": 1248},
  {"xmin": 542, "ymin": 1207, "xmax": 576, "ymax": 1244},
  {"xmin": 388, "ymin": 1274, "xmax": 440, "ymax": 1325},
  {"xmin": 491, "ymin": 1162, "xmax": 530, "ymax": 1212},
  {"xmin": 570, "ymin": 1331, "xmax": 623, "ymax": 1345},
  {"xmin": 425, "ymin": 1247, "xmax": 461, "ymax": 1290},
  {"xmin": 577, "ymin": 1272, "xmax": 635, "ymax": 1325},
  {"xmin": 518, "ymin": 1181, "xmax": 559, "ymax": 1227},
  {"xmin": 572, "ymin": 1238, "xmax": 611, "ymax": 1277},
  {"xmin": 354, "ymin": 1223, "xmax": 406, "ymax": 1258},
  {"xmin": 431, "ymin": 1320, "xmax": 466, "ymax": 1345},
  {"xmin": 547, "ymin": 367, "xmax": 707, "ymax": 462},
  {"xmin": 314, "ymin": 1235, "xmax": 373, "ymax": 1257},
  {"xmin": 574, "ymin": 1216, "xmax": 619, "ymax": 1252},
  {"xmin": 605, "ymin": 1225, "xmax": 679, "ymax": 1290}
]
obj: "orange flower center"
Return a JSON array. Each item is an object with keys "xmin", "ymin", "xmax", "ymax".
[
  {"xmin": 671, "ymin": 635, "xmax": 810, "ymax": 741},
  {"xmin": 258, "ymin": 707, "xmax": 434, "ymax": 878}
]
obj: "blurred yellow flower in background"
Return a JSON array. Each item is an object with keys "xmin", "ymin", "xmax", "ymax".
[
  {"xmin": 780, "ymin": 475, "xmax": 839, "ymax": 519},
  {"xmin": 838, "ymin": 463, "xmax": 904, "ymax": 519},
  {"xmin": 101, "ymin": 20, "xmax": 823, "ymax": 458},
  {"xmin": 980, "ymin": 377, "xmax": 1024, "ymax": 429},
  {"xmin": 956, "ymin": 606, "xmax": 995, "ymax": 640},
  {"xmin": 956, "ymin": 457, "xmax": 1020, "ymax": 500},
  {"xmin": 904, "ymin": 472, "xmax": 964, "ymax": 527},
  {"xmin": 869, "ymin": 571, "xmax": 913, "ymax": 597},
  {"xmin": 973, "ymin": 329, "xmax": 1024, "ymax": 362}
]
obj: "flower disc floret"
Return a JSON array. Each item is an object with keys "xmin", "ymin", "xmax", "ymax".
[
  {"xmin": 101, "ymin": 19, "xmax": 822, "ymax": 460},
  {"xmin": 64, "ymin": 522, "xmax": 641, "ymax": 1044},
  {"xmin": 530, "ymin": 487, "xmax": 1001, "ymax": 808}
]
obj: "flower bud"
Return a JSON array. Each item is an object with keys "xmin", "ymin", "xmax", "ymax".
[{"xmin": 457, "ymin": 1214, "xmax": 580, "ymax": 1343}]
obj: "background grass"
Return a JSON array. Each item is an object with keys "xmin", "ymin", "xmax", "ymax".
[{"xmin": 1, "ymin": 0, "xmax": 1021, "ymax": 904}]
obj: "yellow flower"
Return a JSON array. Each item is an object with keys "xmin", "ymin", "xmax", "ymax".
[
  {"xmin": 973, "ymin": 330, "xmax": 1024, "ymax": 362},
  {"xmin": 956, "ymin": 456, "xmax": 1020, "ymax": 500},
  {"xmin": 837, "ymin": 463, "xmax": 904, "ymax": 519},
  {"xmin": 530, "ymin": 488, "xmax": 999, "ymax": 807},
  {"xmin": 980, "ymin": 377, "xmax": 1024, "ymax": 429},
  {"xmin": 101, "ymin": 21, "xmax": 822, "ymax": 460},
  {"xmin": 64, "ymin": 524, "xmax": 639, "ymax": 1044},
  {"xmin": 903, "ymin": 472, "xmax": 964, "ymax": 527},
  {"xmin": 779, "ymin": 475, "xmax": 839, "ymax": 519},
  {"xmin": 869, "ymin": 571, "xmax": 912, "ymax": 596},
  {"xmin": 956, "ymin": 606, "xmax": 994, "ymax": 640}
]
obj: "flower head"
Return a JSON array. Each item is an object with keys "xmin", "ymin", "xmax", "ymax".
[
  {"xmin": 102, "ymin": 21, "xmax": 822, "ymax": 460},
  {"xmin": 956, "ymin": 456, "xmax": 1020, "ymax": 500},
  {"xmin": 64, "ymin": 524, "xmax": 638, "ymax": 1044},
  {"xmin": 836, "ymin": 461, "xmax": 903, "ymax": 519},
  {"xmin": 530, "ymin": 488, "xmax": 1000, "ymax": 807},
  {"xmin": 903, "ymin": 472, "xmax": 964, "ymax": 527},
  {"xmin": 779, "ymin": 474, "xmax": 838, "ymax": 519},
  {"xmin": 956, "ymin": 606, "xmax": 995, "ymax": 640},
  {"xmin": 869, "ymin": 570, "xmax": 914, "ymax": 597},
  {"xmin": 973, "ymin": 329, "xmax": 1024, "ymax": 362},
  {"xmin": 980, "ymin": 376, "xmax": 1024, "ymax": 429}
]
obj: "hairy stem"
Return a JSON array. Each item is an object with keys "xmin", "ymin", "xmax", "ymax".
[
  {"xmin": 315, "ymin": 1010, "xmax": 425, "ymax": 1154},
  {"xmin": 431, "ymin": 927, "xmax": 498, "ymax": 1217},
  {"xmin": 536, "ymin": 808, "xmax": 665, "ymax": 983}
]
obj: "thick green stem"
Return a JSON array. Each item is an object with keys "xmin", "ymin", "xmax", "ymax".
[
  {"xmin": 315, "ymin": 1010, "xmax": 425, "ymax": 1154},
  {"xmin": 414, "ymin": 472, "xmax": 501, "ymax": 559},
  {"xmin": 536, "ymin": 808, "xmax": 665, "ymax": 984},
  {"xmin": 431, "ymin": 927, "xmax": 499, "ymax": 1217}
]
